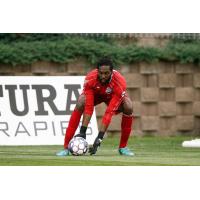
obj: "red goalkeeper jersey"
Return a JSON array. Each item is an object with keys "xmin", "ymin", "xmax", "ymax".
[{"xmin": 83, "ymin": 69, "xmax": 127, "ymax": 126}]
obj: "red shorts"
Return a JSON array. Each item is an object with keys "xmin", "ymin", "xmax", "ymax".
[
  {"xmin": 79, "ymin": 93, "xmax": 128, "ymax": 115},
  {"xmin": 93, "ymin": 94, "xmax": 127, "ymax": 115}
]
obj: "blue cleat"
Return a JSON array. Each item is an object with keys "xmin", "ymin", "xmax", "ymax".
[
  {"xmin": 56, "ymin": 149, "xmax": 70, "ymax": 156},
  {"xmin": 118, "ymin": 147, "xmax": 135, "ymax": 156}
]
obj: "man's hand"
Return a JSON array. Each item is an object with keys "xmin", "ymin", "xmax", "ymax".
[
  {"xmin": 89, "ymin": 137, "xmax": 102, "ymax": 155},
  {"xmin": 74, "ymin": 133, "xmax": 86, "ymax": 139},
  {"xmin": 75, "ymin": 126, "xmax": 87, "ymax": 139}
]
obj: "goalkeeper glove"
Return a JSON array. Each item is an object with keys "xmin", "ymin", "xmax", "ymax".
[
  {"xmin": 89, "ymin": 131, "xmax": 104, "ymax": 155},
  {"xmin": 75, "ymin": 126, "xmax": 87, "ymax": 139}
]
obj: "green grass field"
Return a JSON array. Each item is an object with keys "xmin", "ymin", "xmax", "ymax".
[{"xmin": 0, "ymin": 136, "xmax": 200, "ymax": 166}]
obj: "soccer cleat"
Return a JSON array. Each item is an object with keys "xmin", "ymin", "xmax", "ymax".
[
  {"xmin": 56, "ymin": 149, "xmax": 70, "ymax": 156},
  {"xmin": 89, "ymin": 137, "xmax": 102, "ymax": 155},
  {"xmin": 118, "ymin": 147, "xmax": 134, "ymax": 156}
]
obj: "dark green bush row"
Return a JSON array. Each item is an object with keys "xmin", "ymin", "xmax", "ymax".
[{"xmin": 0, "ymin": 34, "xmax": 200, "ymax": 66}]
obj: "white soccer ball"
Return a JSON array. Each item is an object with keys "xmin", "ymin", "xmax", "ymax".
[{"xmin": 68, "ymin": 137, "xmax": 88, "ymax": 156}]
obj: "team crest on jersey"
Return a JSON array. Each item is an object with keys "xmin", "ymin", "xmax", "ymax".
[
  {"xmin": 105, "ymin": 87, "xmax": 112, "ymax": 94},
  {"xmin": 121, "ymin": 91, "xmax": 126, "ymax": 97}
]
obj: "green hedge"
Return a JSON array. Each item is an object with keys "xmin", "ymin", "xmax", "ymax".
[{"xmin": 0, "ymin": 34, "xmax": 200, "ymax": 66}]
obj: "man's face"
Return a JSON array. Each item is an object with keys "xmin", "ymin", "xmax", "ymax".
[{"xmin": 98, "ymin": 65, "xmax": 112, "ymax": 84}]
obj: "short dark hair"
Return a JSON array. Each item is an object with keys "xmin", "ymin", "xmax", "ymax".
[{"xmin": 96, "ymin": 58, "xmax": 114, "ymax": 71}]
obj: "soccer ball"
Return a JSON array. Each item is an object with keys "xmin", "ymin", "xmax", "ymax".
[{"xmin": 68, "ymin": 137, "xmax": 88, "ymax": 156}]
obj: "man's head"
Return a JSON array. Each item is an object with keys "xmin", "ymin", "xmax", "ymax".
[{"xmin": 97, "ymin": 58, "xmax": 113, "ymax": 84}]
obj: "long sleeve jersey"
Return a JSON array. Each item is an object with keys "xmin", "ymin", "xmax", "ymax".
[{"xmin": 83, "ymin": 69, "xmax": 127, "ymax": 126}]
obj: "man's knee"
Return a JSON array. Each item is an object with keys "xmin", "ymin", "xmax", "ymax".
[
  {"xmin": 75, "ymin": 95, "xmax": 85, "ymax": 112},
  {"xmin": 122, "ymin": 97, "xmax": 133, "ymax": 115}
]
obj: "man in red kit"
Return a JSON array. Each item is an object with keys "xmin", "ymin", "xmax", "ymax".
[{"xmin": 56, "ymin": 58, "xmax": 134, "ymax": 156}]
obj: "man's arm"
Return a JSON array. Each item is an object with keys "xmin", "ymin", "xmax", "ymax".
[
  {"xmin": 83, "ymin": 90, "xmax": 93, "ymax": 120},
  {"xmin": 101, "ymin": 94, "xmax": 124, "ymax": 129},
  {"xmin": 76, "ymin": 84, "xmax": 94, "ymax": 138}
]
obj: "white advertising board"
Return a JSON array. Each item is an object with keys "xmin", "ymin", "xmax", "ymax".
[{"xmin": 0, "ymin": 76, "xmax": 98, "ymax": 145}]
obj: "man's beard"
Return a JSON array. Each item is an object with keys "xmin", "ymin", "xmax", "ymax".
[{"xmin": 98, "ymin": 75, "xmax": 112, "ymax": 84}]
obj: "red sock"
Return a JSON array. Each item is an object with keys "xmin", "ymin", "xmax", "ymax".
[
  {"xmin": 64, "ymin": 109, "xmax": 82, "ymax": 149},
  {"xmin": 119, "ymin": 114, "xmax": 134, "ymax": 148}
]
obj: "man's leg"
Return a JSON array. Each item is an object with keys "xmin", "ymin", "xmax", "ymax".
[
  {"xmin": 63, "ymin": 94, "xmax": 85, "ymax": 149},
  {"xmin": 119, "ymin": 97, "xmax": 135, "ymax": 156},
  {"xmin": 57, "ymin": 107, "xmax": 83, "ymax": 156},
  {"xmin": 57, "ymin": 95, "xmax": 85, "ymax": 156},
  {"xmin": 119, "ymin": 114, "xmax": 134, "ymax": 148},
  {"xmin": 63, "ymin": 109, "xmax": 83, "ymax": 149}
]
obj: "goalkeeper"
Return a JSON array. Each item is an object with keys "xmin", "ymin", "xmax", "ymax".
[{"xmin": 57, "ymin": 58, "xmax": 134, "ymax": 156}]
